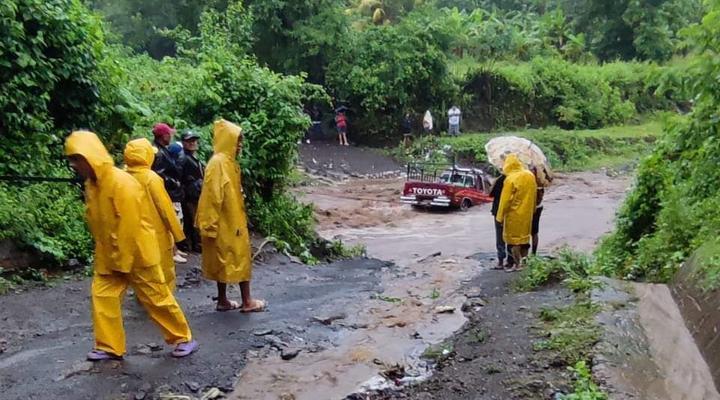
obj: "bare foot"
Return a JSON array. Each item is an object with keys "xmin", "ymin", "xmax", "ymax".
[
  {"xmin": 216, "ymin": 300, "xmax": 240, "ymax": 312},
  {"xmin": 241, "ymin": 299, "xmax": 267, "ymax": 313}
]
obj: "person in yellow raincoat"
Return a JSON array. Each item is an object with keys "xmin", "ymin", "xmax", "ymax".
[
  {"xmin": 495, "ymin": 153, "xmax": 537, "ymax": 271},
  {"xmin": 65, "ymin": 131, "xmax": 198, "ymax": 360},
  {"xmin": 196, "ymin": 119, "xmax": 266, "ymax": 312},
  {"xmin": 124, "ymin": 138, "xmax": 186, "ymax": 292}
]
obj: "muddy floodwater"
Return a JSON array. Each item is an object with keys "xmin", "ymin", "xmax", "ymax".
[{"xmin": 230, "ymin": 172, "xmax": 629, "ymax": 400}]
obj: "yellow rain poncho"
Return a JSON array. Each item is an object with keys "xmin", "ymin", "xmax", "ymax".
[
  {"xmin": 66, "ymin": 131, "xmax": 192, "ymax": 356},
  {"xmin": 196, "ymin": 119, "xmax": 252, "ymax": 283},
  {"xmin": 124, "ymin": 138, "xmax": 186, "ymax": 291},
  {"xmin": 495, "ymin": 154, "xmax": 537, "ymax": 246}
]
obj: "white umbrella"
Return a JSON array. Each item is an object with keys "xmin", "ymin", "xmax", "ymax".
[{"xmin": 485, "ymin": 136, "xmax": 552, "ymax": 185}]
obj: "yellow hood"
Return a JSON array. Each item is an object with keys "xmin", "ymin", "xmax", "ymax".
[
  {"xmin": 503, "ymin": 153, "xmax": 524, "ymax": 175},
  {"xmin": 213, "ymin": 119, "xmax": 242, "ymax": 158},
  {"xmin": 123, "ymin": 138, "xmax": 155, "ymax": 169},
  {"xmin": 65, "ymin": 131, "xmax": 114, "ymax": 176}
]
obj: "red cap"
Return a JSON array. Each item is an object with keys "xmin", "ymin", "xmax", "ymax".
[{"xmin": 152, "ymin": 123, "xmax": 176, "ymax": 137}]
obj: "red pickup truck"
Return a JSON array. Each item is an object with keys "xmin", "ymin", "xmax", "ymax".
[{"xmin": 400, "ymin": 165, "xmax": 493, "ymax": 210}]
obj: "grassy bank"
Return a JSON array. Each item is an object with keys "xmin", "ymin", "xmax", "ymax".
[{"xmin": 395, "ymin": 118, "xmax": 663, "ymax": 172}]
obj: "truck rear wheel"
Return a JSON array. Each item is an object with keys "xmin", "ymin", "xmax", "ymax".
[{"xmin": 460, "ymin": 198, "xmax": 472, "ymax": 211}]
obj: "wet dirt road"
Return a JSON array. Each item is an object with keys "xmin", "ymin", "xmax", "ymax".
[
  {"xmin": 226, "ymin": 171, "xmax": 628, "ymax": 400},
  {"xmin": 0, "ymin": 167, "xmax": 630, "ymax": 400}
]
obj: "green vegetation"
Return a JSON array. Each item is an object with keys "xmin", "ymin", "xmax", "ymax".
[
  {"xmin": 373, "ymin": 294, "xmax": 403, "ymax": 303},
  {"xmin": 515, "ymin": 249, "xmax": 606, "ymax": 397},
  {"xmin": 535, "ymin": 301, "xmax": 600, "ymax": 366},
  {"xmin": 396, "ymin": 120, "xmax": 661, "ymax": 172},
  {"xmin": 514, "ymin": 249, "xmax": 601, "ymax": 293},
  {"xmin": 560, "ymin": 361, "xmax": 608, "ymax": 400},
  {"xmin": 0, "ymin": 0, "xmax": 322, "ymax": 265},
  {"xmin": 421, "ymin": 342, "xmax": 454, "ymax": 361},
  {"xmin": 596, "ymin": 0, "xmax": 720, "ymax": 283}
]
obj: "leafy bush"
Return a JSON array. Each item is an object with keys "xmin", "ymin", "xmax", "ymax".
[
  {"xmin": 460, "ymin": 58, "xmax": 691, "ymax": 131},
  {"xmin": 0, "ymin": 183, "xmax": 92, "ymax": 264},
  {"xmin": 1, "ymin": 1, "xmax": 323, "ymax": 266},
  {"xmin": 596, "ymin": 2, "xmax": 720, "ymax": 282},
  {"xmin": 515, "ymin": 248, "xmax": 600, "ymax": 293}
]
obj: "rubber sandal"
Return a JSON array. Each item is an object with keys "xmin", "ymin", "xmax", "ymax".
[
  {"xmin": 216, "ymin": 300, "xmax": 240, "ymax": 312},
  {"xmin": 171, "ymin": 340, "xmax": 198, "ymax": 358},
  {"xmin": 87, "ymin": 349, "xmax": 123, "ymax": 361},
  {"xmin": 241, "ymin": 299, "xmax": 267, "ymax": 313}
]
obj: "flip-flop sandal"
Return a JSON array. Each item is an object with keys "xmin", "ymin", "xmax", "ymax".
[
  {"xmin": 87, "ymin": 349, "xmax": 123, "ymax": 361},
  {"xmin": 491, "ymin": 265, "xmax": 505, "ymax": 270},
  {"xmin": 216, "ymin": 300, "xmax": 240, "ymax": 312},
  {"xmin": 241, "ymin": 299, "xmax": 267, "ymax": 313},
  {"xmin": 171, "ymin": 340, "xmax": 198, "ymax": 358}
]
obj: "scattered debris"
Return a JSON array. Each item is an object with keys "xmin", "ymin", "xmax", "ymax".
[
  {"xmin": 147, "ymin": 342, "xmax": 163, "ymax": 351},
  {"xmin": 184, "ymin": 381, "xmax": 201, "ymax": 393},
  {"xmin": 434, "ymin": 306, "xmax": 456, "ymax": 314},
  {"xmin": 252, "ymin": 329, "xmax": 275, "ymax": 336},
  {"xmin": 418, "ymin": 252, "xmax": 442, "ymax": 263},
  {"xmin": 379, "ymin": 363, "xmax": 407, "ymax": 384},
  {"xmin": 440, "ymin": 259, "xmax": 458, "ymax": 265},
  {"xmin": 462, "ymin": 298, "xmax": 486, "ymax": 312},
  {"xmin": 199, "ymin": 387, "xmax": 224, "ymax": 400},
  {"xmin": 312, "ymin": 313, "xmax": 347, "ymax": 325},
  {"xmin": 281, "ymin": 348, "xmax": 301, "ymax": 361},
  {"xmin": 385, "ymin": 320, "xmax": 407, "ymax": 328}
]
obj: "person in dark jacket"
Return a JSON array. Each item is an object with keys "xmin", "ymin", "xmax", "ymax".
[
  {"xmin": 401, "ymin": 112, "xmax": 413, "ymax": 147},
  {"xmin": 179, "ymin": 131, "xmax": 204, "ymax": 253},
  {"xmin": 490, "ymin": 174, "xmax": 514, "ymax": 269},
  {"xmin": 151, "ymin": 123, "xmax": 184, "ymax": 204}
]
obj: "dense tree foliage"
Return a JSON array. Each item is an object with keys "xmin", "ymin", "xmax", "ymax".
[{"xmin": 1, "ymin": 0, "xmax": 321, "ymax": 264}]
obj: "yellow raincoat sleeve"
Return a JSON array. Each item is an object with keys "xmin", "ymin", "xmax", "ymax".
[
  {"xmin": 495, "ymin": 179, "xmax": 512, "ymax": 224},
  {"xmin": 111, "ymin": 181, "xmax": 144, "ymax": 272},
  {"xmin": 148, "ymin": 174, "xmax": 185, "ymax": 243},
  {"xmin": 196, "ymin": 161, "xmax": 228, "ymax": 239}
]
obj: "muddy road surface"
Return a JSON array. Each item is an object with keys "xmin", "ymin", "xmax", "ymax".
[
  {"xmin": 0, "ymin": 253, "xmax": 393, "ymax": 400},
  {"xmin": 228, "ymin": 170, "xmax": 629, "ymax": 400},
  {"xmin": 1, "ymin": 143, "xmax": 635, "ymax": 400}
]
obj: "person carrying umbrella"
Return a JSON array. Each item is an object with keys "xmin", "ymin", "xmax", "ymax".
[{"xmin": 495, "ymin": 153, "xmax": 537, "ymax": 271}]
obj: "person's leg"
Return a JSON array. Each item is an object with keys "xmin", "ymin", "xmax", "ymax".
[
  {"xmin": 131, "ymin": 265, "xmax": 193, "ymax": 346},
  {"xmin": 510, "ymin": 245, "xmax": 525, "ymax": 270},
  {"xmin": 216, "ymin": 282, "xmax": 231, "ymax": 308},
  {"xmin": 338, "ymin": 131, "xmax": 343, "ymax": 145},
  {"xmin": 520, "ymin": 245, "xmax": 530, "ymax": 265},
  {"xmin": 181, "ymin": 201, "xmax": 193, "ymax": 251},
  {"xmin": 494, "ymin": 221, "xmax": 506, "ymax": 268},
  {"xmin": 161, "ymin": 248, "xmax": 176, "ymax": 292},
  {"xmin": 189, "ymin": 202, "xmax": 201, "ymax": 252},
  {"xmin": 532, "ymin": 207, "xmax": 543, "ymax": 255},
  {"xmin": 91, "ymin": 273, "xmax": 129, "ymax": 357},
  {"xmin": 342, "ymin": 132, "xmax": 349, "ymax": 146}
]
